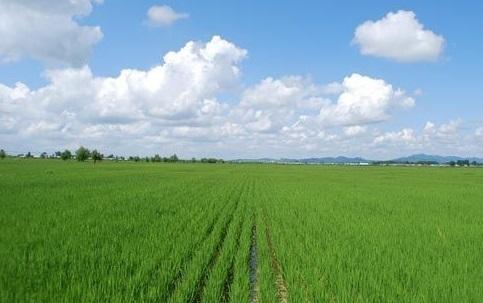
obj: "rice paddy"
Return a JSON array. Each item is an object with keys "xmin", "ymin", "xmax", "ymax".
[{"xmin": 1, "ymin": 159, "xmax": 482, "ymax": 302}]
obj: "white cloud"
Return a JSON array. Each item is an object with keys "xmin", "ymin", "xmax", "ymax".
[
  {"xmin": 2, "ymin": 35, "xmax": 479, "ymax": 159},
  {"xmin": 374, "ymin": 128, "xmax": 416, "ymax": 144},
  {"xmin": 476, "ymin": 127, "xmax": 483, "ymax": 138},
  {"xmin": 241, "ymin": 76, "xmax": 330, "ymax": 110},
  {"xmin": 369, "ymin": 120, "xmax": 483, "ymax": 158},
  {"xmin": 344, "ymin": 125, "xmax": 367, "ymax": 136},
  {"xmin": 0, "ymin": 0, "xmax": 103, "ymax": 66},
  {"xmin": 233, "ymin": 73, "xmax": 414, "ymax": 137},
  {"xmin": 0, "ymin": 36, "xmax": 246, "ymax": 150},
  {"xmin": 423, "ymin": 120, "xmax": 460, "ymax": 142},
  {"xmin": 235, "ymin": 76, "xmax": 329, "ymax": 133},
  {"xmin": 0, "ymin": 42, "xmax": 414, "ymax": 158},
  {"xmin": 316, "ymin": 73, "xmax": 414, "ymax": 126},
  {"xmin": 147, "ymin": 5, "xmax": 189, "ymax": 27},
  {"xmin": 353, "ymin": 10, "xmax": 444, "ymax": 62}
]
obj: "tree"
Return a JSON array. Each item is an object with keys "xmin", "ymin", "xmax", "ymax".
[
  {"xmin": 169, "ymin": 154, "xmax": 179, "ymax": 162},
  {"xmin": 448, "ymin": 161, "xmax": 456, "ymax": 167},
  {"xmin": 40, "ymin": 152, "xmax": 48, "ymax": 159},
  {"xmin": 26, "ymin": 152, "xmax": 32, "ymax": 158},
  {"xmin": 0, "ymin": 149, "xmax": 6, "ymax": 159},
  {"xmin": 152, "ymin": 154, "xmax": 162, "ymax": 162},
  {"xmin": 91, "ymin": 149, "xmax": 103, "ymax": 164},
  {"xmin": 55, "ymin": 151, "xmax": 62, "ymax": 158},
  {"xmin": 60, "ymin": 149, "xmax": 72, "ymax": 160},
  {"xmin": 456, "ymin": 160, "xmax": 470, "ymax": 167},
  {"xmin": 76, "ymin": 146, "xmax": 90, "ymax": 162}
]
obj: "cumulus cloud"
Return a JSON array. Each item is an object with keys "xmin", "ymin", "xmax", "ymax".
[
  {"xmin": 0, "ymin": 0, "xmax": 103, "ymax": 66},
  {"xmin": 368, "ymin": 120, "xmax": 483, "ymax": 158},
  {"xmin": 476, "ymin": 127, "xmax": 483, "ymax": 138},
  {"xmin": 374, "ymin": 128, "xmax": 416, "ymax": 144},
  {"xmin": 146, "ymin": 5, "xmax": 189, "ymax": 27},
  {"xmin": 423, "ymin": 120, "xmax": 461, "ymax": 142},
  {"xmin": 233, "ymin": 73, "xmax": 414, "ymax": 136},
  {"xmin": 344, "ymin": 125, "xmax": 367, "ymax": 137},
  {"xmin": 235, "ymin": 76, "xmax": 330, "ymax": 133},
  {"xmin": 315, "ymin": 73, "xmax": 415, "ymax": 126},
  {"xmin": 2, "ymin": 35, "xmax": 479, "ymax": 158},
  {"xmin": 0, "ymin": 36, "xmax": 246, "ymax": 151},
  {"xmin": 353, "ymin": 10, "xmax": 445, "ymax": 62}
]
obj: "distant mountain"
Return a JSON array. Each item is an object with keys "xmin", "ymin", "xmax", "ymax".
[
  {"xmin": 391, "ymin": 154, "xmax": 483, "ymax": 164},
  {"xmin": 230, "ymin": 154, "xmax": 483, "ymax": 164}
]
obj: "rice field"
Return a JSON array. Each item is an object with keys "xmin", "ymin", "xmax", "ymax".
[{"xmin": 1, "ymin": 159, "xmax": 482, "ymax": 302}]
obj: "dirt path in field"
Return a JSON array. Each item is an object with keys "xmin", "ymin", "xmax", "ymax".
[
  {"xmin": 264, "ymin": 215, "xmax": 289, "ymax": 303},
  {"xmin": 249, "ymin": 219, "xmax": 259, "ymax": 303}
]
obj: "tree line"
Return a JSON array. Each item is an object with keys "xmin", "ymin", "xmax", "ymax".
[{"xmin": 0, "ymin": 147, "xmax": 225, "ymax": 164}]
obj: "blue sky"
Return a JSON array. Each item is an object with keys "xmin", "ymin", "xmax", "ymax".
[{"xmin": 0, "ymin": 1, "xmax": 482, "ymax": 159}]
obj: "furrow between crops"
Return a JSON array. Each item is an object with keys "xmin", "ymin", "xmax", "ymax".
[
  {"xmin": 264, "ymin": 214, "xmax": 288, "ymax": 303},
  {"xmin": 249, "ymin": 216, "xmax": 259, "ymax": 303},
  {"xmin": 219, "ymin": 208, "xmax": 245, "ymax": 302},
  {"xmin": 190, "ymin": 182, "xmax": 244, "ymax": 302}
]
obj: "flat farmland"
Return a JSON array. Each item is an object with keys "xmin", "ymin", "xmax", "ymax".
[{"xmin": 1, "ymin": 159, "xmax": 482, "ymax": 302}]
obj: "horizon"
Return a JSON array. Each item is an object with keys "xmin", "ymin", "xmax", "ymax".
[
  {"xmin": 1, "ymin": 1, "xmax": 483, "ymax": 159},
  {"xmin": 3, "ymin": 148, "xmax": 483, "ymax": 163}
]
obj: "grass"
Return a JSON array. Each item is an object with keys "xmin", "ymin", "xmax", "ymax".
[{"xmin": 1, "ymin": 159, "xmax": 482, "ymax": 302}]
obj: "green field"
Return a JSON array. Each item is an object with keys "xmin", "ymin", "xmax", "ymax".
[{"xmin": 1, "ymin": 159, "xmax": 482, "ymax": 302}]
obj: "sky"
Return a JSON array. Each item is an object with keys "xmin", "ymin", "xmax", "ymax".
[{"xmin": 1, "ymin": 0, "xmax": 482, "ymax": 159}]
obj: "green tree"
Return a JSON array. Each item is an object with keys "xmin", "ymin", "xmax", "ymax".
[
  {"xmin": 91, "ymin": 149, "xmax": 103, "ymax": 164},
  {"xmin": 76, "ymin": 146, "xmax": 90, "ymax": 162},
  {"xmin": 152, "ymin": 154, "xmax": 162, "ymax": 162},
  {"xmin": 0, "ymin": 149, "xmax": 6, "ymax": 159},
  {"xmin": 169, "ymin": 154, "xmax": 179, "ymax": 162},
  {"xmin": 60, "ymin": 149, "xmax": 72, "ymax": 160}
]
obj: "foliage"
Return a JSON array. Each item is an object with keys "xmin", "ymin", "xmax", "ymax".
[
  {"xmin": 75, "ymin": 146, "xmax": 90, "ymax": 161},
  {"xmin": 91, "ymin": 149, "xmax": 103, "ymax": 164},
  {"xmin": 60, "ymin": 149, "xmax": 72, "ymax": 160},
  {"xmin": 1, "ymin": 161, "xmax": 482, "ymax": 301}
]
